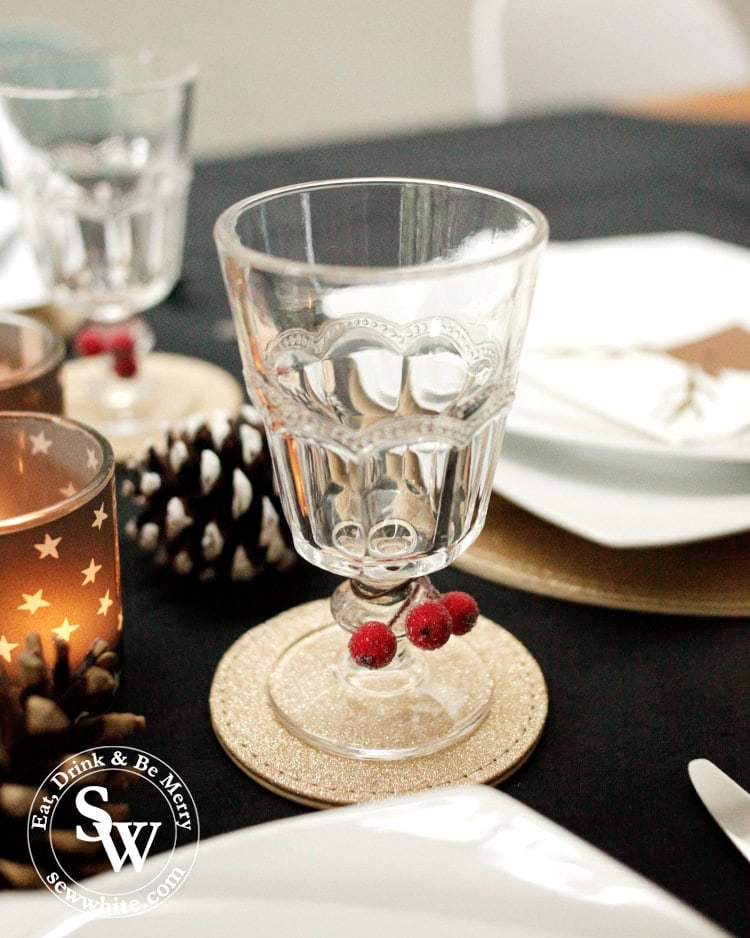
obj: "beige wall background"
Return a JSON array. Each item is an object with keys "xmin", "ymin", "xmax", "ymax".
[
  {"xmin": 0, "ymin": 0, "xmax": 748, "ymax": 160},
  {"xmin": 0, "ymin": 1, "xmax": 475, "ymax": 159}
]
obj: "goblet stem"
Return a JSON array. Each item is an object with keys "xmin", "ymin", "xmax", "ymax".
[
  {"xmin": 72, "ymin": 314, "xmax": 156, "ymax": 424},
  {"xmin": 95, "ymin": 367, "xmax": 153, "ymax": 418},
  {"xmin": 330, "ymin": 575, "xmax": 438, "ymax": 635}
]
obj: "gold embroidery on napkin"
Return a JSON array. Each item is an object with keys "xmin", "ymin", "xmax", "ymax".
[
  {"xmin": 658, "ymin": 326, "xmax": 750, "ymax": 424},
  {"xmin": 665, "ymin": 326, "xmax": 750, "ymax": 376},
  {"xmin": 525, "ymin": 326, "xmax": 750, "ymax": 436}
]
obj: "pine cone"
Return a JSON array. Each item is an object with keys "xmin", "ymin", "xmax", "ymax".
[
  {"xmin": 0, "ymin": 634, "xmax": 144, "ymax": 888},
  {"xmin": 123, "ymin": 406, "xmax": 296, "ymax": 582}
]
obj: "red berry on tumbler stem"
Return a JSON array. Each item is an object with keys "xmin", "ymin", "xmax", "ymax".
[
  {"xmin": 75, "ymin": 325, "xmax": 107, "ymax": 356},
  {"xmin": 442, "ymin": 591, "xmax": 479, "ymax": 635},
  {"xmin": 348, "ymin": 621, "xmax": 397, "ymax": 669},
  {"xmin": 404, "ymin": 600, "xmax": 452, "ymax": 650},
  {"xmin": 113, "ymin": 350, "xmax": 138, "ymax": 378},
  {"xmin": 109, "ymin": 327, "xmax": 135, "ymax": 354}
]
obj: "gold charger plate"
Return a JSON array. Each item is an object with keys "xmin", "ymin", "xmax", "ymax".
[{"xmin": 457, "ymin": 495, "xmax": 750, "ymax": 617}]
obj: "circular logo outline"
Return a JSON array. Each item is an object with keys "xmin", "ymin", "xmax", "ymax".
[{"xmin": 27, "ymin": 745, "xmax": 200, "ymax": 918}]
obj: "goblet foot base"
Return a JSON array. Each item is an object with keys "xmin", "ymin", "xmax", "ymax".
[
  {"xmin": 269, "ymin": 624, "xmax": 492, "ymax": 760},
  {"xmin": 209, "ymin": 599, "xmax": 548, "ymax": 807},
  {"xmin": 63, "ymin": 352, "xmax": 243, "ymax": 461}
]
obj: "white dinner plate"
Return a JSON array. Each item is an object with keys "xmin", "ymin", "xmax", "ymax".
[
  {"xmin": 4, "ymin": 785, "xmax": 725, "ymax": 938},
  {"xmin": 496, "ymin": 232, "xmax": 750, "ymax": 545},
  {"xmin": 494, "ymin": 436, "xmax": 750, "ymax": 548}
]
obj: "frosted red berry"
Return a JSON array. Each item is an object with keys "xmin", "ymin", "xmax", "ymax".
[
  {"xmin": 404, "ymin": 600, "xmax": 452, "ymax": 650},
  {"xmin": 108, "ymin": 328, "xmax": 135, "ymax": 354},
  {"xmin": 442, "ymin": 591, "xmax": 479, "ymax": 636},
  {"xmin": 74, "ymin": 324, "xmax": 138, "ymax": 377},
  {"xmin": 75, "ymin": 325, "xmax": 107, "ymax": 356},
  {"xmin": 113, "ymin": 349, "xmax": 138, "ymax": 378},
  {"xmin": 348, "ymin": 621, "xmax": 397, "ymax": 669},
  {"xmin": 109, "ymin": 328, "xmax": 138, "ymax": 378}
]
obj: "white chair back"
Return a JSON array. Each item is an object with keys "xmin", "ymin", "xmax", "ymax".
[{"xmin": 470, "ymin": 0, "xmax": 750, "ymax": 121}]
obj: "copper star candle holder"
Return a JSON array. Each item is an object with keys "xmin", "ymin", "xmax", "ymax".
[
  {"xmin": 0, "ymin": 411, "xmax": 121, "ymax": 682},
  {"xmin": 0, "ymin": 311, "xmax": 65, "ymax": 415}
]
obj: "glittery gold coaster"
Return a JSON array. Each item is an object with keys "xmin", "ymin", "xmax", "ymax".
[{"xmin": 209, "ymin": 599, "xmax": 547, "ymax": 808}]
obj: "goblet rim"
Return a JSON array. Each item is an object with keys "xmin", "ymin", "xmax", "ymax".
[
  {"xmin": 0, "ymin": 410, "xmax": 115, "ymax": 533},
  {"xmin": 214, "ymin": 176, "xmax": 548, "ymax": 282},
  {"xmin": 0, "ymin": 47, "xmax": 198, "ymax": 100}
]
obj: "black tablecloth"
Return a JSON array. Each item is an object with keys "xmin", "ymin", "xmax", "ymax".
[{"xmin": 117, "ymin": 111, "xmax": 750, "ymax": 936}]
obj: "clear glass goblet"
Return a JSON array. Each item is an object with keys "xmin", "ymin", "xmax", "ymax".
[
  {"xmin": 0, "ymin": 48, "xmax": 197, "ymax": 444},
  {"xmin": 215, "ymin": 178, "xmax": 547, "ymax": 760}
]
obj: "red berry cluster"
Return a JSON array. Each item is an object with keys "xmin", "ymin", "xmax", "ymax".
[
  {"xmin": 347, "ymin": 590, "xmax": 479, "ymax": 670},
  {"xmin": 75, "ymin": 324, "xmax": 138, "ymax": 378}
]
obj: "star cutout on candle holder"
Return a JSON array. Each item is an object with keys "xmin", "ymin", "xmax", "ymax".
[
  {"xmin": 35, "ymin": 533, "xmax": 62, "ymax": 559},
  {"xmin": 52, "ymin": 618, "xmax": 80, "ymax": 641},
  {"xmin": 29, "ymin": 430, "xmax": 52, "ymax": 455},
  {"xmin": 59, "ymin": 481, "xmax": 77, "ymax": 498},
  {"xmin": 97, "ymin": 589, "xmax": 113, "ymax": 616},
  {"xmin": 86, "ymin": 447, "xmax": 99, "ymax": 470},
  {"xmin": 92, "ymin": 503, "xmax": 108, "ymax": 529},
  {"xmin": 0, "ymin": 634, "xmax": 19, "ymax": 663},
  {"xmin": 18, "ymin": 588, "xmax": 51, "ymax": 614},
  {"xmin": 81, "ymin": 558, "xmax": 102, "ymax": 585}
]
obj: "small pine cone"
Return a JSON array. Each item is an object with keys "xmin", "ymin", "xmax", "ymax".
[
  {"xmin": 0, "ymin": 635, "xmax": 144, "ymax": 889},
  {"xmin": 123, "ymin": 406, "xmax": 296, "ymax": 582}
]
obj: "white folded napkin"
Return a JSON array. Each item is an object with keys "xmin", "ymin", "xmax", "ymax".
[{"xmin": 522, "ymin": 233, "xmax": 750, "ymax": 445}]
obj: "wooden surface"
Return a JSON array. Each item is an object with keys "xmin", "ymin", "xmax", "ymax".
[{"xmin": 620, "ymin": 86, "xmax": 750, "ymax": 123}]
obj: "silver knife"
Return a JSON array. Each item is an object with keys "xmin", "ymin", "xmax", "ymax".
[{"xmin": 688, "ymin": 758, "xmax": 750, "ymax": 862}]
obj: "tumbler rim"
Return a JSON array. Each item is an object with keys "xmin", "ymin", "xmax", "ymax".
[
  {"xmin": 214, "ymin": 177, "xmax": 548, "ymax": 283},
  {"xmin": 0, "ymin": 47, "xmax": 198, "ymax": 100}
]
